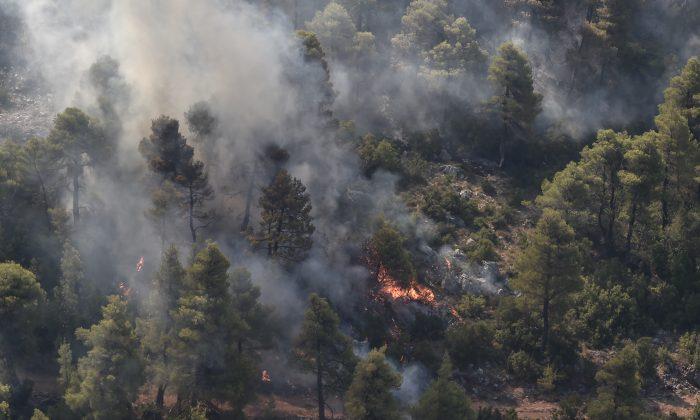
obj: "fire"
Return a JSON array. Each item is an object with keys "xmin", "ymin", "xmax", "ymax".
[
  {"xmin": 118, "ymin": 282, "xmax": 132, "ymax": 297},
  {"xmin": 136, "ymin": 256, "xmax": 144, "ymax": 272},
  {"xmin": 377, "ymin": 265, "xmax": 436, "ymax": 305},
  {"xmin": 261, "ymin": 370, "xmax": 271, "ymax": 383}
]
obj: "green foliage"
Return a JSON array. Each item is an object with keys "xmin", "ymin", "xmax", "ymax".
[
  {"xmin": 29, "ymin": 409, "xmax": 49, "ymax": 420},
  {"xmin": 368, "ymin": 221, "xmax": 415, "ymax": 287},
  {"xmin": 587, "ymin": 344, "xmax": 643, "ymax": 420},
  {"xmin": 294, "ymin": 293, "xmax": 357, "ymax": 419},
  {"xmin": 254, "ymin": 169, "xmax": 314, "ymax": 263},
  {"xmin": 635, "ymin": 337, "xmax": 657, "ymax": 386},
  {"xmin": 48, "ymin": 107, "xmax": 108, "ymax": 224},
  {"xmin": 136, "ymin": 246, "xmax": 185, "ymax": 409},
  {"xmin": 358, "ymin": 134, "xmax": 401, "ymax": 175},
  {"xmin": 662, "ymin": 56, "xmax": 700, "ymax": 139},
  {"xmin": 567, "ymin": 279, "xmax": 638, "ymax": 347},
  {"xmin": 488, "ymin": 42, "xmax": 542, "ymax": 167},
  {"xmin": 537, "ymin": 364, "xmax": 560, "ymax": 392},
  {"xmin": 0, "ymin": 262, "xmax": 45, "ymax": 355},
  {"xmin": 455, "ymin": 294, "xmax": 487, "ymax": 320},
  {"xmin": 421, "ymin": 178, "xmax": 478, "ymax": 225},
  {"xmin": 306, "ymin": 2, "xmax": 358, "ymax": 60},
  {"xmin": 512, "ymin": 209, "xmax": 583, "ymax": 352},
  {"xmin": 170, "ymin": 244, "xmax": 256, "ymax": 411},
  {"xmin": 413, "ymin": 355, "xmax": 475, "ymax": 420},
  {"xmin": 507, "ymin": 351, "xmax": 540, "ymax": 381},
  {"xmin": 446, "ymin": 320, "xmax": 495, "ymax": 369},
  {"xmin": 65, "ymin": 295, "xmax": 142, "ymax": 419},
  {"xmin": 679, "ymin": 331, "xmax": 700, "ymax": 369},
  {"xmin": 345, "ymin": 347, "xmax": 402, "ymax": 420}
]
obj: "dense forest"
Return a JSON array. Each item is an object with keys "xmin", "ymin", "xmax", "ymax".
[{"xmin": 0, "ymin": 0, "xmax": 699, "ymax": 418}]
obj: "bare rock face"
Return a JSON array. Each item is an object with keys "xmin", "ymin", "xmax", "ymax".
[{"xmin": 440, "ymin": 248, "xmax": 508, "ymax": 295}]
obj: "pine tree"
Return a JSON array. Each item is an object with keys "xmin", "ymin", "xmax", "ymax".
[
  {"xmin": 488, "ymin": 42, "xmax": 542, "ymax": 167},
  {"xmin": 413, "ymin": 354, "xmax": 475, "ymax": 420},
  {"xmin": 65, "ymin": 296, "xmax": 143, "ymax": 420},
  {"xmin": 55, "ymin": 241, "xmax": 95, "ymax": 337},
  {"xmin": 139, "ymin": 116, "xmax": 213, "ymax": 243},
  {"xmin": 294, "ymin": 293, "xmax": 357, "ymax": 420},
  {"xmin": 587, "ymin": 344, "xmax": 642, "ymax": 419},
  {"xmin": 0, "ymin": 263, "xmax": 45, "ymax": 385},
  {"xmin": 345, "ymin": 347, "xmax": 402, "ymax": 420},
  {"xmin": 661, "ymin": 57, "xmax": 700, "ymax": 139},
  {"xmin": 137, "ymin": 246, "xmax": 185, "ymax": 409},
  {"xmin": 307, "ymin": 2, "xmax": 358, "ymax": 61},
  {"xmin": 170, "ymin": 244, "xmax": 256, "ymax": 413},
  {"xmin": 47, "ymin": 107, "xmax": 108, "ymax": 224},
  {"xmin": 368, "ymin": 221, "xmax": 415, "ymax": 288},
  {"xmin": 254, "ymin": 170, "xmax": 314, "ymax": 263},
  {"xmin": 230, "ymin": 267, "xmax": 276, "ymax": 355},
  {"xmin": 512, "ymin": 209, "xmax": 583, "ymax": 353}
]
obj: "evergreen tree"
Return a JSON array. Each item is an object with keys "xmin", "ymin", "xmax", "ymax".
[
  {"xmin": 488, "ymin": 42, "xmax": 542, "ymax": 167},
  {"xmin": 345, "ymin": 347, "xmax": 402, "ymax": 420},
  {"xmin": 230, "ymin": 267, "xmax": 276, "ymax": 355},
  {"xmin": 65, "ymin": 296, "xmax": 143, "ymax": 420},
  {"xmin": 253, "ymin": 170, "xmax": 315, "ymax": 263},
  {"xmin": 55, "ymin": 241, "xmax": 95, "ymax": 337},
  {"xmin": 0, "ymin": 262, "xmax": 45, "ymax": 384},
  {"xmin": 307, "ymin": 2, "xmax": 358, "ymax": 61},
  {"xmin": 512, "ymin": 209, "xmax": 583, "ymax": 353},
  {"xmin": 170, "ymin": 244, "xmax": 256, "ymax": 413},
  {"xmin": 137, "ymin": 245, "xmax": 185, "ymax": 409},
  {"xmin": 587, "ymin": 344, "xmax": 643, "ymax": 419},
  {"xmin": 413, "ymin": 354, "xmax": 475, "ymax": 420},
  {"xmin": 661, "ymin": 56, "xmax": 700, "ymax": 139},
  {"xmin": 47, "ymin": 107, "xmax": 108, "ymax": 224},
  {"xmin": 391, "ymin": 0, "xmax": 450, "ymax": 61},
  {"xmin": 139, "ymin": 116, "xmax": 213, "ymax": 243},
  {"xmin": 425, "ymin": 16, "xmax": 488, "ymax": 78},
  {"xmin": 368, "ymin": 221, "xmax": 415, "ymax": 287},
  {"xmin": 294, "ymin": 293, "xmax": 357, "ymax": 420}
]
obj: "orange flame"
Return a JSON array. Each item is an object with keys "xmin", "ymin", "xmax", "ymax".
[
  {"xmin": 136, "ymin": 256, "xmax": 144, "ymax": 272},
  {"xmin": 377, "ymin": 265, "xmax": 436, "ymax": 305},
  {"xmin": 261, "ymin": 370, "xmax": 271, "ymax": 383},
  {"xmin": 118, "ymin": 282, "xmax": 132, "ymax": 297}
]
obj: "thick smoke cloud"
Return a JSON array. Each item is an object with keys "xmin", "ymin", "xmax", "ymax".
[{"xmin": 11, "ymin": 0, "xmax": 424, "ymax": 332}]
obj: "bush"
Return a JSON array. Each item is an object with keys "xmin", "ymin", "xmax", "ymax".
[
  {"xmin": 421, "ymin": 179, "xmax": 479, "ymax": 225},
  {"xmin": 507, "ymin": 351, "xmax": 540, "ymax": 381},
  {"xmin": 554, "ymin": 394, "xmax": 583, "ymax": 420},
  {"xmin": 635, "ymin": 337, "xmax": 657, "ymax": 386},
  {"xmin": 679, "ymin": 331, "xmax": 700, "ymax": 369},
  {"xmin": 568, "ymin": 280, "xmax": 638, "ymax": 347},
  {"xmin": 446, "ymin": 320, "xmax": 495, "ymax": 369},
  {"xmin": 358, "ymin": 134, "xmax": 401, "ymax": 176},
  {"xmin": 455, "ymin": 294, "xmax": 487, "ymax": 320},
  {"xmin": 537, "ymin": 365, "xmax": 560, "ymax": 392}
]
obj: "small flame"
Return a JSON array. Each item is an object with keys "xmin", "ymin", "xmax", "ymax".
[
  {"xmin": 261, "ymin": 370, "xmax": 271, "ymax": 383},
  {"xmin": 377, "ymin": 265, "xmax": 436, "ymax": 305},
  {"xmin": 119, "ymin": 282, "xmax": 132, "ymax": 297},
  {"xmin": 136, "ymin": 256, "xmax": 144, "ymax": 272}
]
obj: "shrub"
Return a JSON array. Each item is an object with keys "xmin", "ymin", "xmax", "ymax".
[
  {"xmin": 537, "ymin": 365, "xmax": 560, "ymax": 392},
  {"xmin": 446, "ymin": 320, "xmax": 495, "ymax": 369},
  {"xmin": 455, "ymin": 294, "xmax": 487, "ymax": 320},
  {"xmin": 635, "ymin": 337, "xmax": 657, "ymax": 386},
  {"xmin": 679, "ymin": 331, "xmax": 700, "ymax": 369},
  {"xmin": 507, "ymin": 351, "xmax": 540, "ymax": 381}
]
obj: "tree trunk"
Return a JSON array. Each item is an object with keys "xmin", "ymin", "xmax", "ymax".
[
  {"xmin": 188, "ymin": 185, "xmax": 196, "ymax": 243},
  {"xmin": 661, "ymin": 173, "xmax": 670, "ymax": 229},
  {"xmin": 240, "ymin": 161, "xmax": 257, "ymax": 232},
  {"xmin": 156, "ymin": 384, "xmax": 166, "ymax": 409},
  {"xmin": 72, "ymin": 170, "xmax": 80, "ymax": 224},
  {"xmin": 542, "ymin": 284, "xmax": 550, "ymax": 354},
  {"xmin": 625, "ymin": 196, "xmax": 638, "ymax": 254},
  {"xmin": 317, "ymin": 341, "xmax": 325, "ymax": 420}
]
